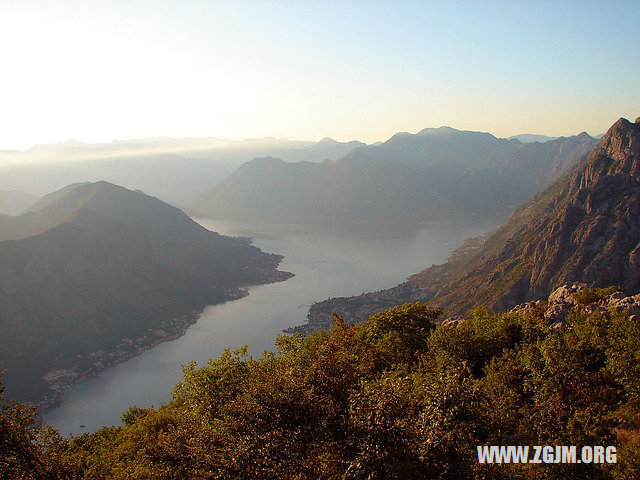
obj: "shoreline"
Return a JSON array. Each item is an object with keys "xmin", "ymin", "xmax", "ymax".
[
  {"xmin": 38, "ymin": 268, "xmax": 294, "ymax": 418},
  {"xmin": 285, "ymin": 282, "xmax": 434, "ymax": 335},
  {"xmin": 36, "ymin": 294, "xmax": 241, "ymax": 416}
]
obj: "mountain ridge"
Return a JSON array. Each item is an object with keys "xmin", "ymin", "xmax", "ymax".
[
  {"xmin": 0, "ymin": 136, "xmax": 367, "ymax": 209},
  {"xmin": 296, "ymin": 117, "xmax": 639, "ymax": 331},
  {"xmin": 191, "ymin": 127, "xmax": 596, "ymax": 226},
  {"xmin": 418, "ymin": 116, "xmax": 640, "ymax": 314},
  {"xmin": 0, "ymin": 181, "xmax": 293, "ymax": 406}
]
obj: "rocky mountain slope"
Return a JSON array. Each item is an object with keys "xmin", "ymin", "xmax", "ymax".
[
  {"xmin": 191, "ymin": 127, "xmax": 596, "ymax": 226},
  {"xmin": 416, "ymin": 116, "xmax": 640, "ymax": 314},
  {"xmin": 0, "ymin": 181, "xmax": 292, "ymax": 406},
  {"xmin": 297, "ymin": 117, "xmax": 639, "ymax": 330}
]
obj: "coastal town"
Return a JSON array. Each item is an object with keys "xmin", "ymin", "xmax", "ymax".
[
  {"xmin": 285, "ymin": 282, "xmax": 433, "ymax": 335},
  {"xmin": 38, "ymin": 287, "xmax": 249, "ymax": 414}
]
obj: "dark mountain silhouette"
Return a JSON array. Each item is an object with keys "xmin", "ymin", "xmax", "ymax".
[
  {"xmin": 0, "ymin": 181, "xmax": 292, "ymax": 405},
  {"xmin": 191, "ymin": 127, "xmax": 596, "ymax": 226}
]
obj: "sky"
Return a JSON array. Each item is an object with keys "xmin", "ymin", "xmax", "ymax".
[{"xmin": 0, "ymin": 0, "xmax": 639, "ymax": 150}]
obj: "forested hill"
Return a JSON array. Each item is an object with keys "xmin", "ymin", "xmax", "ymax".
[
  {"xmin": 0, "ymin": 181, "xmax": 292, "ymax": 406},
  {"xmin": 191, "ymin": 127, "xmax": 596, "ymax": 226}
]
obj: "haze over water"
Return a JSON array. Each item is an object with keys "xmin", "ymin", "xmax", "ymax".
[{"xmin": 44, "ymin": 218, "xmax": 494, "ymax": 436}]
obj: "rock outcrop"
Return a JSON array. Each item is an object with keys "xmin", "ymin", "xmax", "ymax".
[{"xmin": 510, "ymin": 283, "xmax": 640, "ymax": 326}]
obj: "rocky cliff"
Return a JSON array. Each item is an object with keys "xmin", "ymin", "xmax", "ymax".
[{"xmin": 414, "ymin": 117, "xmax": 640, "ymax": 314}]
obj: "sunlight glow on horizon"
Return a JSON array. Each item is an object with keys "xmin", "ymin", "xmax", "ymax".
[{"xmin": 0, "ymin": 0, "xmax": 638, "ymax": 150}]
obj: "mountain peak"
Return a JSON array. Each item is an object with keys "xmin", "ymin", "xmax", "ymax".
[
  {"xmin": 417, "ymin": 126, "xmax": 460, "ymax": 136},
  {"xmin": 595, "ymin": 116, "xmax": 640, "ymax": 166},
  {"xmin": 317, "ymin": 137, "xmax": 339, "ymax": 145},
  {"xmin": 406, "ymin": 116, "xmax": 640, "ymax": 314},
  {"xmin": 613, "ymin": 117, "xmax": 632, "ymax": 127},
  {"xmin": 89, "ymin": 180, "xmax": 130, "ymax": 194}
]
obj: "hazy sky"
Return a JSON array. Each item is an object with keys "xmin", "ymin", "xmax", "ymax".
[{"xmin": 1, "ymin": 0, "xmax": 638, "ymax": 149}]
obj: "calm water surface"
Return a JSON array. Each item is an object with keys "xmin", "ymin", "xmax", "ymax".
[{"xmin": 44, "ymin": 218, "xmax": 494, "ymax": 436}]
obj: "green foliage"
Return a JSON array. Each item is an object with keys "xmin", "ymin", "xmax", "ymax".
[
  {"xmin": 357, "ymin": 302, "xmax": 441, "ymax": 365},
  {"xmin": 121, "ymin": 406, "xmax": 148, "ymax": 426},
  {"xmin": 2, "ymin": 299, "xmax": 639, "ymax": 479},
  {"xmin": 573, "ymin": 286, "xmax": 622, "ymax": 305},
  {"xmin": 0, "ymin": 372, "xmax": 73, "ymax": 479}
]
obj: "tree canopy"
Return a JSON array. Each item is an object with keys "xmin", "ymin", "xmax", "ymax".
[{"xmin": 2, "ymin": 301, "xmax": 639, "ymax": 479}]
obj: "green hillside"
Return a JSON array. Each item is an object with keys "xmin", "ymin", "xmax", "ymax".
[{"xmin": 2, "ymin": 294, "xmax": 639, "ymax": 479}]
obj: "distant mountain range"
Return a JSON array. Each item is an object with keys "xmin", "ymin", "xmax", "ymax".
[
  {"xmin": 297, "ymin": 117, "xmax": 640, "ymax": 331},
  {"xmin": 0, "ymin": 181, "xmax": 292, "ymax": 405},
  {"xmin": 0, "ymin": 189, "xmax": 38, "ymax": 215},
  {"xmin": 1, "ymin": 130, "xmax": 599, "ymax": 219},
  {"xmin": 0, "ymin": 137, "xmax": 366, "ymax": 209},
  {"xmin": 507, "ymin": 133, "xmax": 559, "ymax": 143},
  {"xmin": 508, "ymin": 132, "xmax": 605, "ymax": 143},
  {"xmin": 191, "ymin": 127, "xmax": 597, "ymax": 226}
]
